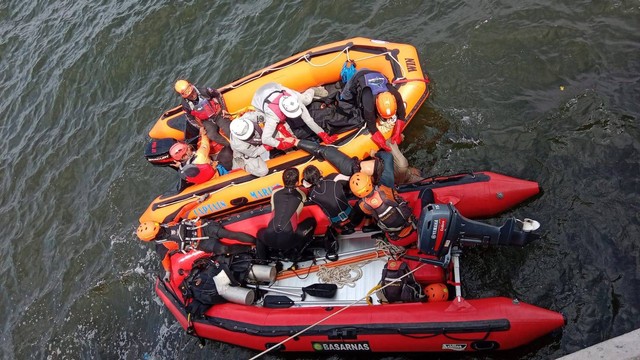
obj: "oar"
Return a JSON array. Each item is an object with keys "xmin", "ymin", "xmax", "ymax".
[
  {"xmin": 269, "ymin": 284, "xmax": 337, "ymax": 298},
  {"xmin": 247, "ymin": 285, "xmax": 305, "ymax": 299},
  {"xmin": 263, "ymin": 295, "xmax": 367, "ymax": 308},
  {"xmin": 247, "ymin": 283, "xmax": 338, "ymax": 300}
]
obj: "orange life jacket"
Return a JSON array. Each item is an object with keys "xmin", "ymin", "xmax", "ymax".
[{"xmin": 361, "ymin": 185, "xmax": 414, "ymax": 234}]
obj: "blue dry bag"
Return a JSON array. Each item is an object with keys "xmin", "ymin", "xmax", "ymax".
[{"xmin": 340, "ymin": 60, "xmax": 357, "ymax": 84}]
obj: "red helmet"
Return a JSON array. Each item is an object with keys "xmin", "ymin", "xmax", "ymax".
[
  {"xmin": 375, "ymin": 91, "xmax": 397, "ymax": 119},
  {"xmin": 170, "ymin": 142, "xmax": 189, "ymax": 161},
  {"xmin": 424, "ymin": 283, "xmax": 449, "ymax": 302}
]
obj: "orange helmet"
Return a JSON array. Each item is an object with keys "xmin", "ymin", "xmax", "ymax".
[
  {"xmin": 349, "ymin": 172, "xmax": 373, "ymax": 198},
  {"xmin": 424, "ymin": 283, "xmax": 449, "ymax": 302},
  {"xmin": 174, "ymin": 79, "xmax": 194, "ymax": 98},
  {"xmin": 170, "ymin": 142, "xmax": 189, "ymax": 161},
  {"xmin": 137, "ymin": 221, "xmax": 160, "ymax": 241},
  {"xmin": 375, "ymin": 91, "xmax": 397, "ymax": 119}
]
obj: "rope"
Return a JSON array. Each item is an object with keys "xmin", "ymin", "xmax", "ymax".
[
  {"xmin": 228, "ymin": 45, "xmax": 408, "ymax": 90},
  {"xmin": 248, "ymin": 262, "xmax": 427, "ymax": 360},
  {"xmin": 316, "ymin": 239, "xmax": 406, "ymax": 287},
  {"xmin": 317, "ymin": 264, "xmax": 364, "ymax": 288},
  {"xmin": 375, "ymin": 238, "xmax": 406, "ymax": 259}
]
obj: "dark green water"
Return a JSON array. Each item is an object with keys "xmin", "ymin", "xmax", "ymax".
[{"xmin": 1, "ymin": 0, "xmax": 638, "ymax": 359}]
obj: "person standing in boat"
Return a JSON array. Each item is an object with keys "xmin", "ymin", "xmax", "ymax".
[
  {"xmin": 349, "ymin": 171, "xmax": 416, "ymax": 247},
  {"xmin": 251, "ymin": 82, "xmax": 337, "ymax": 153},
  {"xmin": 228, "ymin": 111, "xmax": 272, "ymax": 177},
  {"xmin": 256, "ymin": 167, "xmax": 316, "ymax": 261},
  {"xmin": 170, "ymin": 127, "xmax": 222, "ymax": 187},
  {"xmin": 339, "ymin": 69, "xmax": 406, "ymax": 152},
  {"xmin": 174, "ymin": 79, "xmax": 233, "ymax": 171}
]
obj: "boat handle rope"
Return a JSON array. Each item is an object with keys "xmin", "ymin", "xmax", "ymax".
[
  {"xmin": 248, "ymin": 263, "xmax": 427, "ymax": 360},
  {"xmin": 229, "ymin": 45, "xmax": 408, "ymax": 90},
  {"xmin": 156, "ymin": 182, "xmax": 238, "ymax": 209},
  {"xmin": 442, "ymin": 330, "xmax": 492, "ymax": 342}
]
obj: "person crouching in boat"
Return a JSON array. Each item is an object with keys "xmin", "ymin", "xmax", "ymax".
[
  {"xmin": 349, "ymin": 171, "xmax": 417, "ymax": 247},
  {"xmin": 229, "ymin": 111, "xmax": 273, "ymax": 177},
  {"xmin": 170, "ymin": 127, "xmax": 223, "ymax": 187},
  {"xmin": 175, "ymin": 79, "xmax": 233, "ymax": 171},
  {"xmin": 251, "ymin": 82, "xmax": 337, "ymax": 155},
  {"xmin": 339, "ymin": 69, "xmax": 406, "ymax": 152},
  {"xmin": 136, "ymin": 216, "xmax": 256, "ymax": 283},
  {"xmin": 256, "ymin": 167, "xmax": 316, "ymax": 261},
  {"xmin": 301, "ymin": 164, "xmax": 364, "ymax": 261}
]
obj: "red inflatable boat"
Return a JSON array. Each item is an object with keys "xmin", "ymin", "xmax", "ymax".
[{"xmin": 153, "ymin": 171, "xmax": 565, "ymax": 354}]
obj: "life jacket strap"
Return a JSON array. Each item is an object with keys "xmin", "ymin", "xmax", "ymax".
[{"xmin": 329, "ymin": 206, "xmax": 352, "ymax": 223}]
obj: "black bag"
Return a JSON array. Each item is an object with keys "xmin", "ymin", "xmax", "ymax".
[
  {"xmin": 214, "ymin": 252, "xmax": 254, "ymax": 284},
  {"xmin": 308, "ymin": 98, "xmax": 364, "ymax": 135},
  {"xmin": 379, "ymin": 260, "xmax": 425, "ymax": 303},
  {"xmin": 179, "ymin": 258, "xmax": 227, "ymax": 317}
]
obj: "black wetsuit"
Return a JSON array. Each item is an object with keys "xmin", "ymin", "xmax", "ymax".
[
  {"xmin": 258, "ymin": 186, "xmax": 316, "ymax": 260},
  {"xmin": 156, "ymin": 220, "xmax": 256, "ymax": 257},
  {"xmin": 307, "ymin": 174, "xmax": 354, "ymax": 224}
]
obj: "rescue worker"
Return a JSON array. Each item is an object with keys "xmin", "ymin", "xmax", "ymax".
[
  {"xmin": 349, "ymin": 171, "xmax": 416, "ymax": 246},
  {"xmin": 251, "ymin": 82, "xmax": 337, "ymax": 151},
  {"xmin": 136, "ymin": 197, "xmax": 256, "ymax": 282},
  {"xmin": 339, "ymin": 69, "xmax": 407, "ymax": 151},
  {"xmin": 302, "ymin": 165, "xmax": 357, "ymax": 260},
  {"xmin": 229, "ymin": 111, "xmax": 274, "ymax": 177},
  {"xmin": 174, "ymin": 79, "xmax": 233, "ymax": 170},
  {"xmin": 302, "ymin": 165, "xmax": 353, "ymax": 232},
  {"xmin": 257, "ymin": 168, "xmax": 316, "ymax": 261},
  {"xmin": 170, "ymin": 127, "xmax": 219, "ymax": 186}
]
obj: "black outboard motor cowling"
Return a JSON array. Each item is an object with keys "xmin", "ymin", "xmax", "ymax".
[
  {"xmin": 144, "ymin": 112, "xmax": 200, "ymax": 168},
  {"xmin": 145, "ymin": 138, "xmax": 178, "ymax": 167},
  {"xmin": 417, "ymin": 203, "xmax": 539, "ymax": 256}
]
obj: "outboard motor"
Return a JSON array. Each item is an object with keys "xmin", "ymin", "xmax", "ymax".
[
  {"xmin": 145, "ymin": 111, "xmax": 200, "ymax": 168},
  {"xmin": 417, "ymin": 203, "xmax": 540, "ymax": 258},
  {"xmin": 144, "ymin": 138, "xmax": 178, "ymax": 167}
]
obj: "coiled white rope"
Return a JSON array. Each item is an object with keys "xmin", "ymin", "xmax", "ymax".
[
  {"xmin": 317, "ymin": 264, "xmax": 363, "ymax": 288},
  {"xmin": 315, "ymin": 239, "xmax": 405, "ymax": 288},
  {"xmin": 375, "ymin": 238, "xmax": 406, "ymax": 258}
]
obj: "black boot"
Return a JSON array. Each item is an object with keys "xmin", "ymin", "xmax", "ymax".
[
  {"xmin": 324, "ymin": 228, "xmax": 339, "ymax": 261},
  {"xmin": 340, "ymin": 222, "xmax": 355, "ymax": 235},
  {"xmin": 296, "ymin": 139, "xmax": 325, "ymax": 160}
]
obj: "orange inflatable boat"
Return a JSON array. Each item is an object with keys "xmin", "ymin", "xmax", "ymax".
[{"xmin": 140, "ymin": 38, "xmax": 429, "ymax": 224}]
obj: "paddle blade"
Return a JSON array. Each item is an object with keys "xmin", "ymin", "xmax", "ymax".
[
  {"xmin": 302, "ymin": 283, "xmax": 338, "ymax": 298},
  {"xmin": 263, "ymin": 295, "xmax": 295, "ymax": 308}
]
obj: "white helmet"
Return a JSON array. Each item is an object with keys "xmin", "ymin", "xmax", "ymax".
[
  {"xmin": 230, "ymin": 118, "xmax": 254, "ymax": 141},
  {"xmin": 279, "ymin": 95, "xmax": 302, "ymax": 118}
]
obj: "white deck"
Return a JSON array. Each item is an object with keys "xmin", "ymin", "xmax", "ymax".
[{"xmin": 262, "ymin": 232, "xmax": 390, "ymax": 306}]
